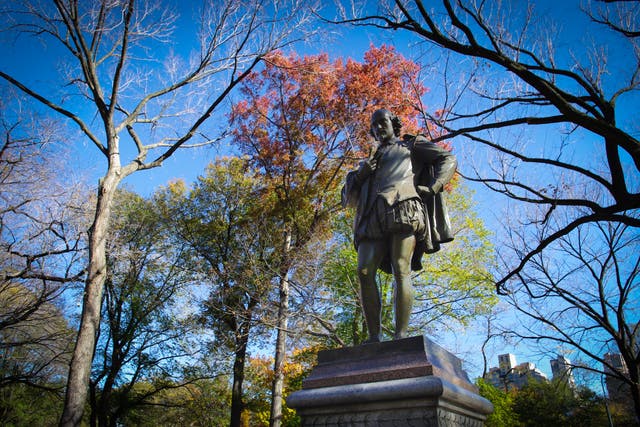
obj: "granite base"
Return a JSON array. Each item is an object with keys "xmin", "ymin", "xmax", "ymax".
[{"xmin": 287, "ymin": 336, "xmax": 493, "ymax": 426}]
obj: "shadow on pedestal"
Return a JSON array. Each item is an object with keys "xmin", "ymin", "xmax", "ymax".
[{"xmin": 287, "ymin": 336, "xmax": 493, "ymax": 426}]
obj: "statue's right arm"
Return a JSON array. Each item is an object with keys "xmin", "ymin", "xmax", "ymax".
[{"xmin": 342, "ymin": 157, "xmax": 376, "ymax": 208}]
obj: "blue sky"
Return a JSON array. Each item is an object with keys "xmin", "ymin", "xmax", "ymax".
[
  {"xmin": 2, "ymin": 0, "xmax": 633, "ymax": 194},
  {"xmin": 1, "ymin": 0, "xmax": 638, "ymax": 381}
]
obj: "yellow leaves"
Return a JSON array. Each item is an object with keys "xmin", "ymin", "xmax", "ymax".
[
  {"xmin": 245, "ymin": 344, "xmax": 320, "ymax": 394},
  {"xmin": 166, "ymin": 178, "xmax": 187, "ymax": 195}
]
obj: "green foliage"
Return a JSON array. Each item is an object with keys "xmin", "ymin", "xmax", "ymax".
[
  {"xmin": 90, "ymin": 189, "xmax": 205, "ymax": 425},
  {"xmin": 154, "ymin": 157, "xmax": 281, "ymax": 426},
  {"xmin": 605, "ymin": 399, "xmax": 639, "ymax": 427},
  {"xmin": 320, "ymin": 238, "xmax": 367, "ymax": 346},
  {"xmin": 120, "ymin": 378, "xmax": 231, "ymax": 427},
  {"xmin": 476, "ymin": 378, "xmax": 519, "ymax": 427},
  {"xmin": 0, "ymin": 287, "xmax": 73, "ymax": 386},
  {"xmin": 512, "ymin": 380, "xmax": 611, "ymax": 427},
  {"xmin": 0, "ymin": 383, "xmax": 63, "ymax": 427},
  {"xmin": 154, "ymin": 155, "xmax": 279, "ymax": 349},
  {"xmin": 155, "ymin": 157, "xmax": 278, "ymax": 324},
  {"xmin": 478, "ymin": 377, "xmax": 624, "ymax": 427},
  {"xmin": 318, "ymin": 209, "xmax": 368, "ymax": 345},
  {"xmin": 413, "ymin": 183, "xmax": 498, "ymax": 331}
]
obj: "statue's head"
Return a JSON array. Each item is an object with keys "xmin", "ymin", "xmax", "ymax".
[{"xmin": 370, "ymin": 109, "xmax": 402, "ymax": 139}]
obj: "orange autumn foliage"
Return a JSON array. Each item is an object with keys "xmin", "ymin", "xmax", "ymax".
[
  {"xmin": 230, "ymin": 44, "xmax": 429, "ymax": 172},
  {"xmin": 228, "ymin": 45, "xmax": 432, "ymax": 241}
]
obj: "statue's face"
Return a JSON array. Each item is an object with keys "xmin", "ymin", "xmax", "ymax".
[{"xmin": 371, "ymin": 110, "xmax": 395, "ymax": 144}]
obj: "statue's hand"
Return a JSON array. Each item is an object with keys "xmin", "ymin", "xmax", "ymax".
[
  {"xmin": 417, "ymin": 185, "xmax": 435, "ymax": 197},
  {"xmin": 357, "ymin": 157, "xmax": 377, "ymax": 179}
]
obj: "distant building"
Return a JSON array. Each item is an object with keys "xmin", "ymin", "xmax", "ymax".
[
  {"xmin": 484, "ymin": 353, "xmax": 548, "ymax": 391},
  {"xmin": 604, "ymin": 352, "xmax": 632, "ymax": 405},
  {"xmin": 550, "ymin": 355, "xmax": 576, "ymax": 389},
  {"xmin": 498, "ymin": 354, "xmax": 516, "ymax": 374}
]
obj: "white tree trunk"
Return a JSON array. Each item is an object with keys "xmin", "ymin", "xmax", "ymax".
[{"xmin": 60, "ymin": 169, "xmax": 121, "ymax": 427}]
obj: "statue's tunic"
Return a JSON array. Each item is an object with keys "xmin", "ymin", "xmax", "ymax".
[{"xmin": 368, "ymin": 140, "xmax": 419, "ymax": 208}]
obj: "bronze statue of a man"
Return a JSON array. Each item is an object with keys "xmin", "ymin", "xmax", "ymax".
[{"xmin": 341, "ymin": 108, "xmax": 457, "ymax": 342}]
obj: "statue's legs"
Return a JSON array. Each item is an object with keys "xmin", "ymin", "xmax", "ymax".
[
  {"xmin": 390, "ymin": 232, "xmax": 416, "ymax": 340},
  {"xmin": 357, "ymin": 239, "xmax": 386, "ymax": 343}
]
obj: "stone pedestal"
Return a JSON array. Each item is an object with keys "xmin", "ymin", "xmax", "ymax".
[{"xmin": 287, "ymin": 336, "xmax": 493, "ymax": 426}]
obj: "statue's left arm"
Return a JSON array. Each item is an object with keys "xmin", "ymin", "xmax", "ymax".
[{"xmin": 341, "ymin": 170, "xmax": 361, "ymax": 208}]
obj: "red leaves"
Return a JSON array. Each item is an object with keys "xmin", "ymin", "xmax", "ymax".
[
  {"xmin": 230, "ymin": 45, "xmax": 430, "ymax": 170},
  {"xmin": 226, "ymin": 44, "xmax": 437, "ymax": 247},
  {"xmin": 228, "ymin": 45, "xmax": 432, "ymax": 231}
]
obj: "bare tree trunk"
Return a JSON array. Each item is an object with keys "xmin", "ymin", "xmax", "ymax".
[
  {"xmin": 269, "ymin": 231, "xmax": 292, "ymax": 427},
  {"xmin": 230, "ymin": 321, "xmax": 251, "ymax": 427},
  {"xmin": 89, "ymin": 380, "xmax": 97, "ymax": 427},
  {"xmin": 628, "ymin": 365, "xmax": 640, "ymax": 423},
  {"xmin": 60, "ymin": 170, "xmax": 121, "ymax": 427}
]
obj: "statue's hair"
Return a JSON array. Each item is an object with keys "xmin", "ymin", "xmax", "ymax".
[{"xmin": 370, "ymin": 109, "xmax": 403, "ymax": 138}]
